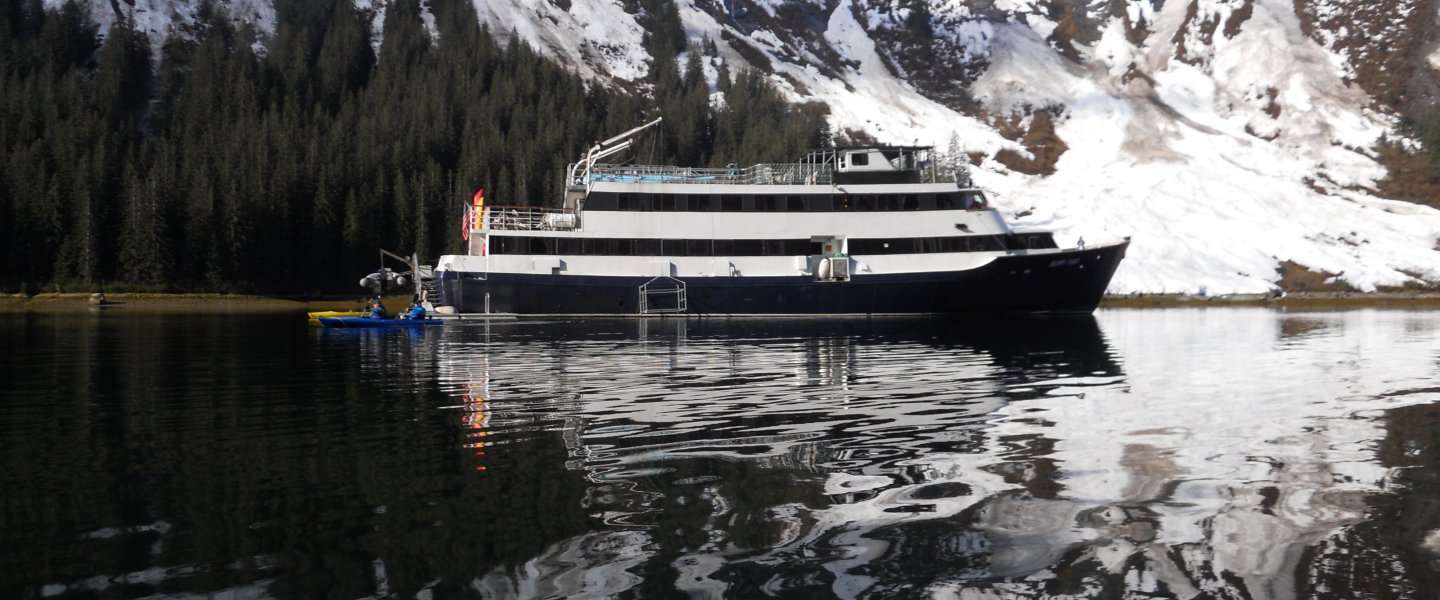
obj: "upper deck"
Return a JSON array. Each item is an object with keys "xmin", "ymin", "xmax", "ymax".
[
  {"xmin": 586, "ymin": 162, "xmax": 835, "ymax": 186},
  {"xmin": 571, "ymin": 147, "xmax": 968, "ymax": 189}
]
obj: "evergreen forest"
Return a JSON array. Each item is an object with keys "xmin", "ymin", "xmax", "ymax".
[{"xmin": 0, "ymin": 0, "xmax": 830, "ymax": 293}]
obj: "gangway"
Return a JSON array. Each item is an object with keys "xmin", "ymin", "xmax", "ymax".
[{"xmin": 638, "ymin": 276, "xmax": 687, "ymax": 315}]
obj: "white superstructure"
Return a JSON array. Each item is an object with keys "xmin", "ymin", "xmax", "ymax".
[{"xmin": 433, "ymin": 118, "xmax": 1126, "ymax": 315}]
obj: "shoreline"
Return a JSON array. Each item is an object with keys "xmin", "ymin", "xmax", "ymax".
[
  {"xmin": 0, "ymin": 293, "xmax": 394, "ymax": 314},
  {"xmin": 4, "ymin": 291, "xmax": 1440, "ymax": 314},
  {"xmin": 1100, "ymin": 292, "xmax": 1440, "ymax": 309}
]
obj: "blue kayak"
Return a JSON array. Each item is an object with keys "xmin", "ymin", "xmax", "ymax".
[{"xmin": 317, "ymin": 316, "xmax": 444, "ymax": 328}]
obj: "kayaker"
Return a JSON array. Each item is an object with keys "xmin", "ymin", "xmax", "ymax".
[
  {"xmin": 369, "ymin": 297, "xmax": 386, "ymax": 319},
  {"xmin": 401, "ymin": 296, "xmax": 426, "ymax": 320}
]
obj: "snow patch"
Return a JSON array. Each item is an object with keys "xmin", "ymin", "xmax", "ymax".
[
  {"xmin": 48, "ymin": 0, "xmax": 277, "ymax": 56},
  {"xmin": 677, "ymin": 0, "xmax": 1014, "ymax": 156},
  {"xmin": 420, "ymin": 0, "xmax": 438, "ymax": 41},
  {"xmin": 475, "ymin": 0, "xmax": 649, "ymax": 82},
  {"xmin": 353, "ymin": 0, "xmax": 387, "ymax": 54}
]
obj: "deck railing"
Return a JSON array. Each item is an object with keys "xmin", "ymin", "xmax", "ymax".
[
  {"xmin": 586, "ymin": 163, "xmax": 835, "ymax": 186},
  {"xmin": 581, "ymin": 162, "xmax": 966, "ymax": 186},
  {"xmin": 483, "ymin": 206, "xmax": 579, "ymax": 231}
]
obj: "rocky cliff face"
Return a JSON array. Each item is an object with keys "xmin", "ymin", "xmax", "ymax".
[{"xmin": 61, "ymin": 0, "xmax": 1440, "ymax": 294}]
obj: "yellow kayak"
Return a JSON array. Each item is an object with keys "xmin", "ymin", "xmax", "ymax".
[{"xmin": 308, "ymin": 310, "xmax": 368, "ymax": 320}]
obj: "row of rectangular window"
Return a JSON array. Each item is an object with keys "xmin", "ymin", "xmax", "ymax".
[
  {"xmin": 584, "ymin": 192, "xmax": 987, "ymax": 212},
  {"xmin": 489, "ymin": 237, "xmax": 822, "ymax": 256},
  {"xmin": 488, "ymin": 233, "xmax": 1055, "ymax": 256}
]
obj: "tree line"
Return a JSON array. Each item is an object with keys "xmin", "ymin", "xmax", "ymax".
[{"xmin": 0, "ymin": 0, "xmax": 829, "ymax": 293}]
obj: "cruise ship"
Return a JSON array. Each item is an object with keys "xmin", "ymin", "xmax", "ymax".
[{"xmin": 434, "ymin": 119, "xmax": 1128, "ymax": 315}]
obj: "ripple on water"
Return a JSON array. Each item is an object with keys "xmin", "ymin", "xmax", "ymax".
[{"xmin": 5, "ymin": 311, "xmax": 1440, "ymax": 597}]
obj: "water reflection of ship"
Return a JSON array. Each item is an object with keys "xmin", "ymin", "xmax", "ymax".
[
  {"xmin": 565, "ymin": 316, "xmax": 1118, "ymax": 479},
  {"xmin": 437, "ymin": 316, "xmax": 1125, "ymax": 596},
  {"xmin": 460, "ymin": 355, "xmax": 490, "ymax": 466},
  {"xmin": 847, "ymin": 311, "xmax": 1440, "ymax": 599}
]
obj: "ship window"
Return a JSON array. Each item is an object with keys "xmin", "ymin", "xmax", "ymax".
[
  {"xmin": 581, "ymin": 238, "xmax": 597, "ymax": 255},
  {"xmin": 1032, "ymin": 233, "xmax": 1057, "ymax": 249},
  {"xmin": 902, "ymin": 195, "xmax": 918, "ymax": 210},
  {"xmin": 691, "ymin": 195, "xmax": 715, "ymax": 211},
  {"xmin": 687, "ymin": 239, "xmax": 711, "ymax": 256},
  {"xmin": 855, "ymin": 195, "xmax": 877, "ymax": 211},
  {"xmin": 721, "ymin": 196, "xmax": 742, "ymax": 211},
  {"xmin": 807, "ymin": 195, "xmax": 833, "ymax": 211},
  {"xmin": 634, "ymin": 238, "xmax": 661, "ymax": 256},
  {"xmin": 530, "ymin": 237, "xmax": 557, "ymax": 254},
  {"xmin": 614, "ymin": 238, "xmax": 633, "ymax": 255},
  {"xmin": 661, "ymin": 239, "xmax": 687, "ymax": 256},
  {"xmin": 491, "ymin": 236, "xmax": 513, "ymax": 254},
  {"xmin": 586, "ymin": 193, "xmax": 618, "ymax": 210},
  {"xmin": 847, "ymin": 239, "xmax": 878, "ymax": 254},
  {"xmin": 734, "ymin": 240, "xmax": 763, "ymax": 255},
  {"xmin": 755, "ymin": 196, "xmax": 779, "ymax": 212},
  {"xmin": 787, "ymin": 196, "xmax": 806, "ymax": 211},
  {"xmin": 712, "ymin": 239, "xmax": 735, "ymax": 255},
  {"xmin": 917, "ymin": 194, "xmax": 936, "ymax": 210},
  {"xmin": 617, "ymin": 194, "xmax": 633, "ymax": 211},
  {"xmin": 558, "ymin": 237, "xmax": 582, "ymax": 255},
  {"xmin": 879, "ymin": 195, "xmax": 900, "ymax": 211},
  {"xmin": 657, "ymin": 194, "xmax": 676, "ymax": 211},
  {"xmin": 741, "ymin": 195, "xmax": 757, "ymax": 211},
  {"xmin": 850, "ymin": 152, "xmax": 869, "ymax": 166}
]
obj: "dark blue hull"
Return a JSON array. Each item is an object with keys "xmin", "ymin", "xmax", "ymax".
[{"xmin": 438, "ymin": 241, "xmax": 1128, "ymax": 315}]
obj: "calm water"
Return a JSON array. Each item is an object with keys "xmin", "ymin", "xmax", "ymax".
[{"xmin": 3, "ymin": 310, "xmax": 1440, "ymax": 599}]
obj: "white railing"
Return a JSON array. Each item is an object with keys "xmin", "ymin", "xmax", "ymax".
[
  {"xmin": 584, "ymin": 163, "xmax": 835, "ymax": 186},
  {"xmin": 483, "ymin": 206, "xmax": 579, "ymax": 231}
]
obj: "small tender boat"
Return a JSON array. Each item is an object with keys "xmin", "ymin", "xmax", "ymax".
[
  {"xmin": 316, "ymin": 317, "xmax": 443, "ymax": 328},
  {"xmin": 308, "ymin": 310, "xmax": 368, "ymax": 320}
]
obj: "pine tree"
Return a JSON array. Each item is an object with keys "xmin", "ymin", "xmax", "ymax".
[
  {"xmin": 0, "ymin": 0, "xmax": 828, "ymax": 293},
  {"xmin": 119, "ymin": 158, "xmax": 172, "ymax": 284}
]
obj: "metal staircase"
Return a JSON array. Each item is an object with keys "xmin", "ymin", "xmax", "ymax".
[{"xmin": 420, "ymin": 266, "xmax": 440, "ymax": 303}]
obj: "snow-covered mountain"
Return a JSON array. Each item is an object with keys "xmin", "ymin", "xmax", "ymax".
[{"xmin": 65, "ymin": 0, "xmax": 1440, "ymax": 294}]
